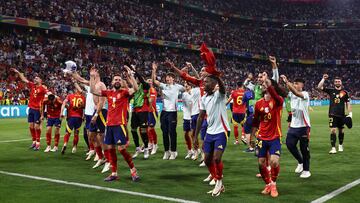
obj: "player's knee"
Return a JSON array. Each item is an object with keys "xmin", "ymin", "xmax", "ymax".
[
  {"xmin": 270, "ymin": 158, "xmax": 279, "ymax": 168},
  {"xmin": 258, "ymin": 158, "xmax": 266, "ymax": 166},
  {"xmin": 330, "ymin": 128, "xmax": 336, "ymax": 134}
]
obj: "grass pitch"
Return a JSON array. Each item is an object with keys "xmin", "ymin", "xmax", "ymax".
[{"xmin": 0, "ymin": 106, "xmax": 359, "ymax": 203}]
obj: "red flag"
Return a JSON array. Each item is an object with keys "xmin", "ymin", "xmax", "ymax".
[{"xmin": 200, "ymin": 42, "xmax": 221, "ymax": 76}]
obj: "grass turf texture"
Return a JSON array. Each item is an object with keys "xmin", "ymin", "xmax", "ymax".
[{"xmin": 0, "ymin": 106, "xmax": 359, "ymax": 203}]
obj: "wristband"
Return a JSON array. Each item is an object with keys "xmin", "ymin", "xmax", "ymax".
[{"xmin": 94, "ymin": 113, "xmax": 98, "ymax": 116}]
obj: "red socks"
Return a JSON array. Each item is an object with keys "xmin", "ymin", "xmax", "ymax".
[
  {"xmin": 95, "ymin": 146, "xmax": 104, "ymax": 159},
  {"xmin": 215, "ymin": 161, "xmax": 223, "ymax": 180},
  {"xmin": 148, "ymin": 128, "xmax": 157, "ymax": 144},
  {"xmin": 54, "ymin": 133, "xmax": 60, "ymax": 147},
  {"xmin": 29, "ymin": 127, "xmax": 36, "ymax": 141},
  {"xmin": 259, "ymin": 164, "xmax": 271, "ymax": 184},
  {"xmin": 234, "ymin": 125, "xmax": 239, "ymax": 140},
  {"xmin": 271, "ymin": 165, "xmax": 280, "ymax": 182},
  {"xmin": 184, "ymin": 131, "xmax": 192, "ymax": 150},
  {"xmin": 63, "ymin": 133, "xmax": 70, "ymax": 145},
  {"xmin": 73, "ymin": 134, "xmax": 79, "ymax": 147},
  {"xmin": 206, "ymin": 162, "xmax": 217, "ymax": 180},
  {"xmin": 35, "ymin": 129, "xmax": 41, "ymax": 143},
  {"xmin": 109, "ymin": 148, "xmax": 117, "ymax": 173},
  {"xmin": 89, "ymin": 142, "xmax": 94, "ymax": 151},
  {"xmin": 120, "ymin": 149, "xmax": 134, "ymax": 169},
  {"xmin": 46, "ymin": 132, "xmax": 52, "ymax": 146},
  {"xmin": 104, "ymin": 149, "xmax": 110, "ymax": 162}
]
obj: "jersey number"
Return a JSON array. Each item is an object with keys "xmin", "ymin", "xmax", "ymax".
[
  {"xmin": 72, "ymin": 98, "xmax": 83, "ymax": 108},
  {"xmin": 264, "ymin": 113, "xmax": 272, "ymax": 121},
  {"xmin": 236, "ymin": 96, "xmax": 243, "ymax": 105}
]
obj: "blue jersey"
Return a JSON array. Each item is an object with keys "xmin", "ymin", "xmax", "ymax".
[{"xmin": 243, "ymin": 89, "xmax": 254, "ymax": 115}]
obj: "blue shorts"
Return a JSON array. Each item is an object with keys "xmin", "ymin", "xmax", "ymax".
[
  {"xmin": 85, "ymin": 115, "xmax": 92, "ymax": 130},
  {"xmin": 66, "ymin": 117, "xmax": 82, "ymax": 133},
  {"xmin": 204, "ymin": 131, "xmax": 229, "ymax": 153},
  {"xmin": 256, "ymin": 138, "xmax": 281, "ymax": 158},
  {"xmin": 243, "ymin": 114, "xmax": 253, "ymax": 134},
  {"xmin": 232, "ymin": 113, "xmax": 245, "ymax": 124},
  {"xmin": 200, "ymin": 120, "xmax": 208, "ymax": 140},
  {"xmin": 47, "ymin": 118, "xmax": 61, "ymax": 128},
  {"xmin": 191, "ymin": 114, "xmax": 199, "ymax": 130},
  {"xmin": 90, "ymin": 109, "xmax": 107, "ymax": 133},
  {"xmin": 104, "ymin": 125, "xmax": 128, "ymax": 145},
  {"xmin": 148, "ymin": 111, "xmax": 158, "ymax": 127},
  {"xmin": 28, "ymin": 108, "xmax": 41, "ymax": 124},
  {"xmin": 183, "ymin": 119, "xmax": 191, "ymax": 131}
]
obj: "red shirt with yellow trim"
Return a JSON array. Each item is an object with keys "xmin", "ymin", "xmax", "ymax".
[
  {"xmin": 28, "ymin": 82, "xmax": 47, "ymax": 110},
  {"xmin": 66, "ymin": 93, "xmax": 85, "ymax": 118},
  {"xmin": 43, "ymin": 99, "xmax": 63, "ymax": 118},
  {"xmin": 230, "ymin": 88, "xmax": 246, "ymax": 114},
  {"xmin": 101, "ymin": 89, "xmax": 129, "ymax": 126},
  {"xmin": 252, "ymin": 86, "xmax": 284, "ymax": 140}
]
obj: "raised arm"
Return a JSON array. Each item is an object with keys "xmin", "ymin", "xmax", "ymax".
[
  {"xmin": 317, "ymin": 74, "xmax": 328, "ymax": 90},
  {"xmin": 269, "ymin": 56, "xmax": 279, "ymax": 83},
  {"xmin": 280, "ymin": 75, "xmax": 305, "ymax": 99},
  {"xmin": 89, "ymin": 69, "xmax": 104, "ymax": 97},
  {"xmin": 186, "ymin": 62, "xmax": 200, "ymax": 79},
  {"xmin": 151, "ymin": 62, "xmax": 161, "ymax": 87},
  {"xmin": 130, "ymin": 65, "xmax": 150, "ymax": 90},
  {"xmin": 11, "ymin": 68, "xmax": 29, "ymax": 83},
  {"xmin": 124, "ymin": 65, "xmax": 138, "ymax": 95},
  {"xmin": 216, "ymin": 76, "xmax": 226, "ymax": 95},
  {"xmin": 165, "ymin": 60, "xmax": 201, "ymax": 86},
  {"xmin": 264, "ymin": 79, "xmax": 284, "ymax": 106},
  {"xmin": 73, "ymin": 80, "xmax": 87, "ymax": 95},
  {"xmin": 71, "ymin": 71, "xmax": 90, "ymax": 85}
]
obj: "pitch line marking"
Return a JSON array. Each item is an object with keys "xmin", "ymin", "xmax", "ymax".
[
  {"xmin": 0, "ymin": 170, "xmax": 199, "ymax": 203},
  {"xmin": 311, "ymin": 178, "xmax": 360, "ymax": 203},
  {"xmin": 0, "ymin": 136, "xmax": 64, "ymax": 143}
]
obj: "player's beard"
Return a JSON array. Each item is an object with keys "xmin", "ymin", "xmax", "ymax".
[
  {"xmin": 114, "ymin": 83, "xmax": 121, "ymax": 90},
  {"xmin": 335, "ymin": 84, "xmax": 341, "ymax": 89}
]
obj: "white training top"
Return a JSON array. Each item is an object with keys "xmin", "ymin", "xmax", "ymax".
[
  {"xmin": 289, "ymin": 91, "xmax": 311, "ymax": 128},
  {"xmin": 84, "ymin": 86, "xmax": 95, "ymax": 116},
  {"xmin": 182, "ymin": 92, "xmax": 192, "ymax": 120},
  {"xmin": 159, "ymin": 83, "xmax": 185, "ymax": 112},
  {"xmin": 190, "ymin": 87, "xmax": 201, "ymax": 116},
  {"xmin": 200, "ymin": 90, "xmax": 231, "ymax": 135}
]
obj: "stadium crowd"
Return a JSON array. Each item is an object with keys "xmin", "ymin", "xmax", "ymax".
[
  {"xmin": 180, "ymin": 0, "xmax": 360, "ymax": 20},
  {"xmin": 1, "ymin": 26, "xmax": 359, "ymax": 106},
  {"xmin": 1, "ymin": 0, "xmax": 360, "ymax": 60}
]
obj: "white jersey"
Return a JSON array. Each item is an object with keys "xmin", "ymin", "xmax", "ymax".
[
  {"xmin": 159, "ymin": 83, "xmax": 185, "ymax": 112},
  {"xmin": 289, "ymin": 91, "xmax": 311, "ymax": 128},
  {"xmin": 200, "ymin": 90, "xmax": 231, "ymax": 135},
  {"xmin": 182, "ymin": 92, "xmax": 192, "ymax": 120},
  {"xmin": 190, "ymin": 87, "xmax": 201, "ymax": 116},
  {"xmin": 84, "ymin": 86, "xmax": 95, "ymax": 116}
]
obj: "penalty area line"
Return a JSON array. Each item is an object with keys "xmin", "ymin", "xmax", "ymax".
[
  {"xmin": 0, "ymin": 170, "xmax": 199, "ymax": 203},
  {"xmin": 311, "ymin": 178, "xmax": 360, "ymax": 203}
]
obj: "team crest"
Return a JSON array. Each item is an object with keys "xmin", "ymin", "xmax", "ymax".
[
  {"xmin": 218, "ymin": 145, "xmax": 223, "ymax": 149},
  {"xmin": 264, "ymin": 107, "xmax": 269, "ymax": 113},
  {"xmin": 339, "ymin": 91, "xmax": 346, "ymax": 98},
  {"xmin": 260, "ymin": 107, "xmax": 264, "ymax": 112},
  {"xmin": 275, "ymin": 150, "xmax": 281, "ymax": 155}
]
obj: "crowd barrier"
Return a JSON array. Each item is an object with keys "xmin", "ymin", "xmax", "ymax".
[{"xmin": 1, "ymin": 100, "xmax": 359, "ymax": 118}]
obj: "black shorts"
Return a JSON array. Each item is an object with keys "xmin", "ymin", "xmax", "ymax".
[
  {"xmin": 329, "ymin": 116, "xmax": 344, "ymax": 129},
  {"xmin": 131, "ymin": 111, "xmax": 148, "ymax": 129}
]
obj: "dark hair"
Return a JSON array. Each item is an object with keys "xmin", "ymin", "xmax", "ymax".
[
  {"xmin": 113, "ymin": 72, "xmax": 122, "ymax": 78},
  {"xmin": 236, "ymin": 81, "xmax": 243, "ymax": 87},
  {"xmin": 166, "ymin": 72, "xmax": 176, "ymax": 78},
  {"xmin": 334, "ymin": 76, "xmax": 342, "ymax": 81},
  {"xmin": 294, "ymin": 78, "xmax": 305, "ymax": 84},
  {"xmin": 270, "ymin": 79, "xmax": 288, "ymax": 98}
]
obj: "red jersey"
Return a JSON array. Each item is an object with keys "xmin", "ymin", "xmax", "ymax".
[
  {"xmin": 231, "ymin": 88, "xmax": 246, "ymax": 114},
  {"xmin": 102, "ymin": 89, "xmax": 130, "ymax": 126},
  {"xmin": 43, "ymin": 98, "xmax": 63, "ymax": 118},
  {"xmin": 28, "ymin": 82, "xmax": 47, "ymax": 110},
  {"xmin": 149, "ymin": 87, "xmax": 157, "ymax": 112},
  {"xmin": 66, "ymin": 93, "xmax": 85, "ymax": 118},
  {"xmin": 252, "ymin": 86, "xmax": 284, "ymax": 141}
]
